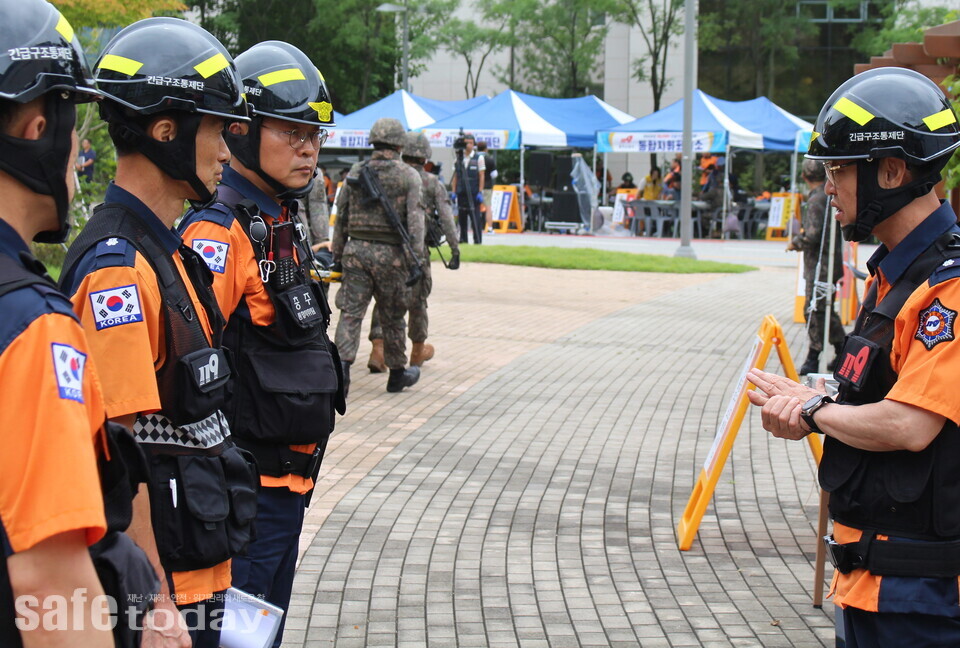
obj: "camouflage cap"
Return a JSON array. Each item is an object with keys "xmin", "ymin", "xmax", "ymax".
[
  {"xmin": 369, "ymin": 117, "xmax": 406, "ymax": 148},
  {"xmin": 402, "ymin": 131, "xmax": 431, "ymax": 160}
]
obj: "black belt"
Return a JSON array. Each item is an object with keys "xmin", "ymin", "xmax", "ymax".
[
  {"xmin": 824, "ymin": 532, "xmax": 960, "ymax": 577},
  {"xmin": 236, "ymin": 439, "xmax": 321, "ymax": 479}
]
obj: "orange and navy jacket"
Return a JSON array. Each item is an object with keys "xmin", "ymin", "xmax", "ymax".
[
  {"xmin": 60, "ymin": 183, "xmax": 231, "ymax": 604},
  {"xmin": 830, "ymin": 202, "xmax": 960, "ymax": 616},
  {"xmin": 179, "ymin": 165, "xmax": 317, "ymax": 494},
  {"xmin": 0, "ymin": 219, "xmax": 107, "ymax": 616}
]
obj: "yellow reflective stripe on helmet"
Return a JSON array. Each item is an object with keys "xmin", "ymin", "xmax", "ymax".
[
  {"xmin": 923, "ymin": 108, "xmax": 957, "ymax": 132},
  {"xmin": 258, "ymin": 68, "xmax": 306, "ymax": 87},
  {"xmin": 811, "ymin": 130, "xmax": 820, "ymax": 142},
  {"xmin": 195, "ymin": 53, "xmax": 230, "ymax": 78},
  {"xmin": 833, "ymin": 97, "xmax": 875, "ymax": 126},
  {"xmin": 55, "ymin": 13, "xmax": 75, "ymax": 43},
  {"xmin": 98, "ymin": 54, "xmax": 144, "ymax": 77},
  {"xmin": 310, "ymin": 101, "xmax": 333, "ymax": 122},
  {"xmin": 315, "ymin": 67, "xmax": 325, "ymax": 82}
]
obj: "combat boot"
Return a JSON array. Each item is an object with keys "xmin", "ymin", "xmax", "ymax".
[
  {"xmin": 341, "ymin": 360, "xmax": 351, "ymax": 398},
  {"xmin": 386, "ymin": 366, "xmax": 420, "ymax": 393},
  {"xmin": 798, "ymin": 349, "xmax": 820, "ymax": 376},
  {"xmin": 367, "ymin": 339, "xmax": 387, "ymax": 373},
  {"xmin": 410, "ymin": 342, "xmax": 434, "ymax": 366}
]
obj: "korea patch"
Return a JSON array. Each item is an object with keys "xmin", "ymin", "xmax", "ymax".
[
  {"xmin": 191, "ymin": 238, "xmax": 229, "ymax": 274},
  {"xmin": 51, "ymin": 343, "xmax": 86, "ymax": 403},
  {"xmin": 915, "ymin": 298, "xmax": 957, "ymax": 350},
  {"xmin": 89, "ymin": 284, "xmax": 144, "ymax": 331}
]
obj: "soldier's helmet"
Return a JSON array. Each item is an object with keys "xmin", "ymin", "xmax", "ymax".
[
  {"xmin": 807, "ymin": 67, "xmax": 960, "ymax": 165},
  {"xmin": 402, "ymin": 131, "xmax": 431, "ymax": 160},
  {"xmin": 0, "ymin": 0, "xmax": 101, "ymax": 243},
  {"xmin": 95, "ymin": 18, "xmax": 247, "ymax": 207},
  {"xmin": 369, "ymin": 117, "xmax": 405, "ymax": 148}
]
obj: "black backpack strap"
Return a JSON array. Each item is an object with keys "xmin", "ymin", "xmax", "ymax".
[{"xmin": 0, "ymin": 253, "xmax": 57, "ymax": 299}]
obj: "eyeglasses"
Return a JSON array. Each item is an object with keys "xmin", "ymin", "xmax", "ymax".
[
  {"xmin": 261, "ymin": 124, "xmax": 328, "ymax": 150},
  {"xmin": 822, "ymin": 160, "xmax": 856, "ymax": 184}
]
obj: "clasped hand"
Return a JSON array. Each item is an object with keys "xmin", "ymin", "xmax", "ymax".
[{"xmin": 745, "ymin": 368, "xmax": 825, "ymax": 440}]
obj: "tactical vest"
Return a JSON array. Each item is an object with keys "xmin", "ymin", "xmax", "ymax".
[
  {"xmin": 61, "ymin": 204, "xmax": 259, "ymax": 573},
  {"xmin": 0, "ymin": 252, "xmax": 158, "ymax": 648},
  {"xmin": 202, "ymin": 185, "xmax": 345, "ymax": 479},
  {"xmin": 457, "ymin": 153, "xmax": 480, "ymax": 197},
  {"xmin": 821, "ymin": 229, "xmax": 960, "ymax": 541}
]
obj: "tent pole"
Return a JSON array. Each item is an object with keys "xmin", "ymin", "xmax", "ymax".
[
  {"xmin": 674, "ymin": 0, "xmax": 696, "ymax": 259},
  {"xmin": 723, "ymin": 143, "xmax": 731, "ymax": 236},
  {"xmin": 602, "ymin": 153, "xmax": 608, "ymax": 205},
  {"xmin": 519, "ymin": 137, "xmax": 526, "ymax": 230}
]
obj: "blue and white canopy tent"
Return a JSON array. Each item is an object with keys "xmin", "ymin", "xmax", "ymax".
[
  {"xmin": 422, "ymin": 90, "xmax": 634, "ymax": 222},
  {"xmin": 596, "ymin": 90, "xmax": 814, "ymax": 215},
  {"xmin": 326, "ymin": 90, "xmax": 489, "ymax": 148}
]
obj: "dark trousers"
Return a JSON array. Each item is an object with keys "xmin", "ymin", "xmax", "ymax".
[
  {"xmin": 457, "ymin": 196, "xmax": 482, "ymax": 244},
  {"xmin": 842, "ymin": 606, "xmax": 960, "ymax": 647},
  {"xmin": 231, "ymin": 487, "xmax": 306, "ymax": 648},
  {"xmin": 175, "ymin": 588, "xmax": 226, "ymax": 648}
]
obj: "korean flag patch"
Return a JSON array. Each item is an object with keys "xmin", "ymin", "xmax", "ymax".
[
  {"xmin": 51, "ymin": 343, "xmax": 86, "ymax": 403},
  {"xmin": 89, "ymin": 284, "xmax": 144, "ymax": 331},
  {"xmin": 916, "ymin": 298, "xmax": 957, "ymax": 351},
  {"xmin": 191, "ymin": 238, "xmax": 229, "ymax": 274}
]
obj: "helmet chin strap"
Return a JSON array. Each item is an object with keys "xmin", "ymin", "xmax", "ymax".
[
  {"xmin": 224, "ymin": 117, "xmax": 314, "ymax": 200},
  {"xmin": 0, "ymin": 96, "xmax": 77, "ymax": 244},
  {"xmin": 102, "ymin": 105, "xmax": 215, "ymax": 208},
  {"xmin": 844, "ymin": 159, "xmax": 941, "ymax": 242}
]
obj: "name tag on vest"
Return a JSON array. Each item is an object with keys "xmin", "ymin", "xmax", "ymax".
[
  {"xmin": 278, "ymin": 285, "xmax": 322, "ymax": 328},
  {"xmin": 185, "ymin": 348, "xmax": 230, "ymax": 393}
]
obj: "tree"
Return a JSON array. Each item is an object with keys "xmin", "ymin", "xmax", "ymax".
[
  {"xmin": 698, "ymin": 0, "xmax": 816, "ymax": 100},
  {"xmin": 438, "ymin": 18, "xmax": 507, "ymax": 98},
  {"xmin": 612, "ymin": 0, "xmax": 683, "ymax": 113},
  {"xmin": 52, "ymin": 0, "xmax": 185, "ymax": 27},
  {"xmin": 487, "ymin": 0, "xmax": 614, "ymax": 98},
  {"xmin": 832, "ymin": 0, "xmax": 954, "ymax": 57}
]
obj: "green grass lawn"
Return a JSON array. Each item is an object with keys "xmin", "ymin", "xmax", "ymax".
[{"xmin": 431, "ymin": 245, "xmax": 754, "ymax": 274}]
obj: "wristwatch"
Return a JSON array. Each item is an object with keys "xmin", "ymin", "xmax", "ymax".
[{"xmin": 801, "ymin": 394, "xmax": 834, "ymax": 434}]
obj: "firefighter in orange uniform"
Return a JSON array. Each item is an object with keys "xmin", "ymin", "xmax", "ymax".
[
  {"xmin": 747, "ymin": 68, "xmax": 960, "ymax": 645},
  {"xmin": 59, "ymin": 18, "xmax": 259, "ymax": 648},
  {"xmin": 179, "ymin": 41, "xmax": 344, "ymax": 648}
]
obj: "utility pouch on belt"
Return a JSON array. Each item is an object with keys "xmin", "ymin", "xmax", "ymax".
[{"xmin": 147, "ymin": 445, "xmax": 259, "ymax": 573}]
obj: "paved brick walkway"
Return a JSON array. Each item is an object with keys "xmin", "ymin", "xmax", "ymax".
[{"xmin": 282, "ymin": 260, "xmax": 837, "ymax": 647}]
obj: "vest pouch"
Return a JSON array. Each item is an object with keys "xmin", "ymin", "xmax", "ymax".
[
  {"xmin": 232, "ymin": 346, "xmax": 338, "ymax": 445},
  {"xmin": 160, "ymin": 348, "xmax": 232, "ymax": 426},
  {"xmin": 149, "ymin": 454, "xmax": 232, "ymax": 572},
  {"xmin": 219, "ymin": 446, "xmax": 260, "ymax": 555},
  {"xmin": 878, "ymin": 449, "xmax": 934, "ymax": 534},
  {"xmin": 88, "ymin": 531, "xmax": 159, "ymax": 648},
  {"xmin": 834, "ymin": 336, "xmax": 880, "ymax": 392}
]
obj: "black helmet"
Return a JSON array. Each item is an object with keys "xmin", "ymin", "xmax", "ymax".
[
  {"xmin": 225, "ymin": 41, "xmax": 332, "ymax": 200},
  {"xmin": 0, "ymin": 0, "xmax": 100, "ymax": 243},
  {"xmin": 807, "ymin": 67, "xmax": 960, "ymax": 242},
  {"xmin": 95, "ymin": 18, "xmax": 247, "ymax": 207}
]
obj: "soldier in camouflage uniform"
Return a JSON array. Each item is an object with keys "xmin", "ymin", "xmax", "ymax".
[
  {"xmin": 366, "ymin": 132, "xmax": 461, "ymax": 372},
  {"xmin": 790, "ymin": 158, "xmax": 845, "ymax": 374},
  {"xmin": 333, "ymin": 117, "xmax": 424, "ymax": 392}
]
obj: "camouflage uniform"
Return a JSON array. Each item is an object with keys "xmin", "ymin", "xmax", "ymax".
[
  {"xmin": 792, "ymin": 183, "xmax": 845, "ymax": 353},
  {"xmin": 333, "ymin": 145, "xmax": 424, "ymax": 369},
  {"xmin": 370, "ymin": 163, "xmax": 459, "ymax": 343}
]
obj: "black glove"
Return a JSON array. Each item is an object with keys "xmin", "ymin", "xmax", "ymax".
[{"xmin": 448, "ymin": 251, "xmax": 460, "ymax": 270}]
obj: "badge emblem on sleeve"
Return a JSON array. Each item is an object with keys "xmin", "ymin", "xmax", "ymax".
[
  {"xmin": 191, "ymin": 239, "xmax": 229, "ymax": 274},
  {"xmin": 51, "ymin": 343, "xmax": 86, "ymax": 403},
  {"xmin": 90, "ymin": 284, "xmax": 144, "ymax": 330},
  {"xmin": 916, "ymin": 298, "xmax": 957, "ymax": 350}
]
